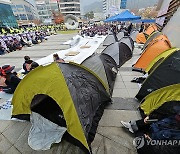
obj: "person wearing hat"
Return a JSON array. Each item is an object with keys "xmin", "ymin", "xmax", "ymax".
[{"xmin": 0, "ymin": 65, "xmax": 21, "ymax": 94}]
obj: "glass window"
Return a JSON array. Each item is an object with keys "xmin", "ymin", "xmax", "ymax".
[
  {"xmin": 19, "ymin": 14, "xmax": 27, "ymax": 20},
  {"xmin": 27, "ymin": 14, "xmax": 34, "ymax": 20},
  {"xmin": 24, "ymin": 5, "xmax": 32, "ymax": 13},
  {"xmin": 16, "ymin": 5, "xmax": 25, "ymax": 12},
  {"xmin": 0, "ymin": 3, "xmax": 18, "ymax": 27}
]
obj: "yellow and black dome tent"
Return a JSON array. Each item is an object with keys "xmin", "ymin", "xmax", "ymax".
[
  {"xmin": 136, "ymin": 50, "xmax": 180, "ymax": 101},
  {"xmin": 140, "ymin": 84, "xmax": 180, "ymax": 116},
  {"xmin": 12, "ymin": 62, "xmax": 111, "ymax": 153},
  {"xmin": 145, "ymin": 48, "xmax": 180, "ymax": 74}
]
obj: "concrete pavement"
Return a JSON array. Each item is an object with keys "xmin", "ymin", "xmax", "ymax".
[{"xmin": 0, "ymin": 34, "xmax": 142, "ymax": 154}]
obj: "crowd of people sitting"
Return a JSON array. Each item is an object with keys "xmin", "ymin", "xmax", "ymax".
[
  {"xmin": 0, "ymin": 24, "xmax": 62, "ymax": 55},
  {"xmin": 80, "ymin": 22, "xmax": 146, "ymax": 37},
  {"xmin": 0, "ymin": 31, "xmax": 50, "ymax": 55}
]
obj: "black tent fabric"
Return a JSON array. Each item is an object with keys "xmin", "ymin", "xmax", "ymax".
[
  {"xmin": 119, "ymin": 42, "xmax": 133, "ymax": 67},
  {"xmin": 103, "ymin": 33, "xmax": 118, "ymax": 46},
  {"xmin": 82, "ymin": 54, "xmax": 118, "ymax": 95},
  {"xmin": 82, "ymin": 54, "xmax": 109, "ymax": 91},
  {"xmin": 119, "ymin": 36, "xmax": 134, "ymax": 52},
  {"xmin": 102, "ymin": 37, "xmax": 133, "ymax": 67},
  {"xmin": 149, "ymin": 101, "xmax": 180, "ymax": 118},
  {"xmin": 100, "ymin": 53, "xmax": 118, "ymax": 94},
  {"xmin": 136, "ymin": 50, "xmax": 180, "ymax": 101},
  {"xmin": 102, "ymin": 42, "xmax": 120, "ymax": 66},
  {"xmin": 59, "ymin": 63, "xmax": 111, "ymax": 144}
]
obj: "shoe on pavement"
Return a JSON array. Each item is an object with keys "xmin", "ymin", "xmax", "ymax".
[{"xmin": 120, "ymin": 121, "xmax": 134, "ymax": 133}]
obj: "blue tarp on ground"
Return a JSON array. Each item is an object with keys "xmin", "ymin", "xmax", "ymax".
[{"xmin": 104, "ymin": 10, "xmax": 141, "ymax": 22}]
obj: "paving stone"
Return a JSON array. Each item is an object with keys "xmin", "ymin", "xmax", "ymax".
[
  {"xmin": 119, "ymin": 71, "xmax": 142, "ymax": 76},
  {"xmin": 124, "ymin": 81, "xmax": 140, "ymax": 89},
  {"xmin": 97, "ymin": 126, "xmax": 136, "ymax": 151},
  {"xmin": 106, "ymin": 97, "xmax": 139, "ymax": 110},
  {"xmin": 127, "ymin": 89, "xmax": 139, "ymax": 98},
  {"xmin": 0, "ymin": 134, "xmax": 12, "ymax": 153},
  {"xmin": 99, "ymin": 110, "xmax": 140, "ymax": 127},
  {"xmin": 0, "ymin": 121, "xmax": 15, "ymax": 133},
  {"xmin": 115, "ymin": 75, "xmax": 123, "ymax": 82},
  {"xmin": 5, "ymin": 146, "xmax": 21, "ymax": 154},
  {"xmin": 46, "ymin": 140, "xmax": 85, "ymax": 154},
  {"xmin": 13, "ymin": 123, "xmax": 34, "ymax": 153},
  {"xmin": 102, "ymin": 136, "xmax": 135, "ymax": 154},
  {"xmin": 91, "ymin": 133, "xmax": 103, "ymax": 154},
  {"xmin": 122, "ymin": 75, "xmax": 135, "ymax": 82},
  {"xmin": 113, "ymin": 81, "xmax": 126, "ymax": 89},
  {"xmin": 119, "ymin": 67, "xmax": 133, "ymax": 72},
  {"xmin": 112, "ymin": 89, "xmax": 130, "ymax": 98},
  {"xmin": 121, "ymin": 63, "xmax": 133, "ymax": 67},
  {"xmin": 94, "ymin": 137, "xmax": 105, "ymax": 154},
  {"xmin": 2, "ymin": 121, "xmax": 30, "ymax": 145}
]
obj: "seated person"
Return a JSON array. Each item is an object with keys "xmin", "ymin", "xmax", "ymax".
[
  {"xmin": 23, "ymin": 56, "xmax": 33, "ymax": 74},
  {"xmin": 13, "ymin": 38, "xmax": 22, "ymax": 50},
  {"xmin": 53, "ymin": 53, "xmax": 65, "ymax": 63},
  {"xmin": 20, "ymin": 36, "xmax": 31, "ymax": 47},
  {"xmin": 0, "ymin": 42, "xmax": 6, "ymax": 55},
  {"xmin": 121, "ymin": 116, "xmax": 153, "ymax": 133},
  {"xmin": 31, "ymin": 35, "xmax": 38, "ymax": 44},
  {"xmin": 121, "ymin": 114, "xmax": 180, "ymax": 154},
  {"xmin": 30, "ymin": 62, "xmax": 39, "ymax": 71},
  {"xmin": 0, "ymin": 65, "xmax": 21, "ymax": 94},
  {"xmin": 5, "ymin": 40, "xmax": 16, "ymax": 52}
]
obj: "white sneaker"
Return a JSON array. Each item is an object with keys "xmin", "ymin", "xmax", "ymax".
[{"xmin": 120, "ymin": 121, "xmax": 134, "ymax": 133}]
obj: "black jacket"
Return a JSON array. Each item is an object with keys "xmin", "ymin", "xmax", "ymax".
[{"xmin": 4, "ymin": 74, "xmax": 21, "ymax": 94}]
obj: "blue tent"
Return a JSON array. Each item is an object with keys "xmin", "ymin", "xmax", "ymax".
[
  {"xmin": 104, "ymin": 14, "xmax": 119, "ymax": 22},
  {"xmin": 105, "ymin": 10, "xmax": 141, "ymax": 22}
]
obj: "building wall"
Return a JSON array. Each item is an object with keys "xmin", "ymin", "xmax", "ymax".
[
  {"xmin": 103, "ymin": 0, "xmax": 121, "ymax": 17},
  {"xmin": 120, "ymin": 0, "xmax": 127, "ymax": 9},
  {"xmin": 59, "ymin": 0, "xmax": 80, "ymax": 16},
  {"xmin": 35, "ymin": 0, "xmax": 59, "ymax": 23},
  {"xmin": 10, "ymin": 0, "xmax": 39, "ymax": 26},
  {"xmin": 0, "ymin": 0, "xmax": 11, "ymax": 4},
  {"xmin": 126, "ymin": 0, "xmax": 158, "ymax": 10},
  {"xmin": 0, "ymin": 1, "xmax": 18, "ymax": 27}
]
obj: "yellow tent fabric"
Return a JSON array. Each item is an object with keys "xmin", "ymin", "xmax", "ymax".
[
  {"xmin": 140, "ymin": 84, "xmax": 180, "ymax": 115},
  {"xmin": 12, "ymin": 63, "xmax": 89, "ymax": 151},
  {"xmin": 145, "ymin": 48, "xmax": 179, "ymax": 73}
]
